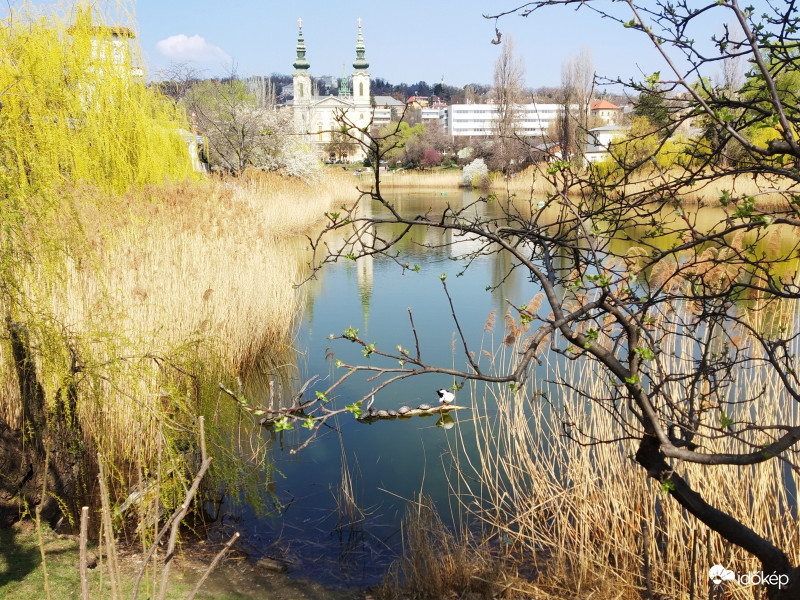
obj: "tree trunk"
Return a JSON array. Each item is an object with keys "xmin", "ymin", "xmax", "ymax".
[
  {"xmin": 635, "ymin": 434, "xmax": 797, "ymax": 599},
  {"xmin": 0, "ymin": 318, "xmax": 82, "ymax": 527}
]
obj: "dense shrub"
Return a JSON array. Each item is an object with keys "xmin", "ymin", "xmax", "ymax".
[{"xmin": 421, "ymin": 147, "xmax": 443, "ymax": 168}]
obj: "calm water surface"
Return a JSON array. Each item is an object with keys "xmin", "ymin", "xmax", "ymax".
[
  {"xmin": 226, "ymin": 189, "xmax": 537, "ymax": 587},
  {"xmin": 223, "ymin": 188, "xmax": 799, "ymax": 587}
]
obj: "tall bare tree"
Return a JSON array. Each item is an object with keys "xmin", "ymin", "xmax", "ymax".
[
  {"xmin": 185, "ymin": 69, "xmax": 317, "ymax": 177},
  {"xmin": 491, "ymin": 35, "xmax": 526, "ymax": 170},
  {"xmin": 464, "ymin": 84, "xmax": 478, "ymax": 104},
  {"xmin": 156, "ymin": 61, "xmax": 203, "ymax": 103},
  {"xmin": 246, "ymin": 75, "xmax": 277, "ymax": 109},
  {"xmin": 556, "ymin": 46, "xmax": 594, "ymax": 165}
]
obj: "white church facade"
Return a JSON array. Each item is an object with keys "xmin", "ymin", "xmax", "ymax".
[{"xmin": 291, "ymin": 19, "xmax": 372, "ymax": 162}]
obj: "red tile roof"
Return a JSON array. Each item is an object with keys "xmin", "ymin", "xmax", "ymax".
[{"xmin": 590, "ymin": 99, "xmax": 621, "ymax": 111}]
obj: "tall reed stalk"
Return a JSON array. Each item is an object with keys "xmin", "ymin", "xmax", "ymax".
[
  {"xmin": 448, "ymin": 298, "xmax": 800, "ymax": 599},
  {"xmin": 0, "ymin": 170, "xmax": 352, "ymax": 516}
]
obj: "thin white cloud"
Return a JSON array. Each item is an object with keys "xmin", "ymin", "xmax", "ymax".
[{"xmin": 155, "ymin": 34, "xmax": 231, "ymax": 64}]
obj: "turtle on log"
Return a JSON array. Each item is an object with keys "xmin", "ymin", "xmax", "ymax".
[{"xmin": 356, "ymin": 402, "xmax": 468, "ymax": 421}]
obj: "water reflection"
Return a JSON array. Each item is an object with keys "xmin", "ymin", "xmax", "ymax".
[
  {"xmin": 231, "ymin": 188, "xmax": 800, "ymax": 588},
  {"xmin": 436, "ymin": 414, "xmax": 455, "ymax": 429},
  {"xmin": 230, "ymin": 189, "xmax": 529, "ymax": 586}
]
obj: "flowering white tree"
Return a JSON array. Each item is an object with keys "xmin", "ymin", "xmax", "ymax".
[
  {"xmin": 186, "ymin": 78, "xmax": 320, "ymax": 180},
  {"xmin": 264, "ymin": 135, "xmax": 322, "ymax": 181},
  {"xmin": 461, "ymin": 157, "xmax": 489, "ymax": 187}
]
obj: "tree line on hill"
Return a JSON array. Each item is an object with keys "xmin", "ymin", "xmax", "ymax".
[
  {"xmin": 156, "ymin": 68, "xmax": 493, "ymax": 105},
  {"xmin": 157, "ymin": 66, "xmax": 628, "ymax": 108}
]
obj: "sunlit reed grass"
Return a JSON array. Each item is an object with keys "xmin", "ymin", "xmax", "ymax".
[
  {"xmin": 597, "ymin": 168, "xmax": 799, "ymax": 207},
  {"xmin": 445, "ymin": 298, "xmax": 800, "ymax": 599},
  {"xmin": 677, "ymin": 173, "xmax": 800, "ymax": 207},
  {"xmin": 0, "ymin": 172, "xmax": 353, "ymax": 468},
  {"xmin": 375, "ymin": 495, "xmax": 542, "ymax": 599},
  {"xmin": 382, "ymin": 164, "xmax": 800, "ymax": 210},
  {"xmin": 380, "ymin": 165, "xmax": 560, "ymax": 197},
  {"xmin": 381, "ymin": 169, "xmax": 463, "ymax": 189},
  {"xmin": 497, "ymin": 164, "xmax": 573, "ymax": 197}
]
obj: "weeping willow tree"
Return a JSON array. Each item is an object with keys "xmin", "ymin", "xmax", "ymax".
[
  {"xmin": 0, "ymin": 4, "xmax": 192, "ymax": 195},
  {"xmin": 0, "ymin": 2, "xmax": 197, "ymax": 525},
  {"xmin": 0, "ymin": 0, "xmax": 194, "ymax": 304}
]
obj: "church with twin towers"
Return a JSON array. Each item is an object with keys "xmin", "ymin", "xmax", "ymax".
[{"xmin": 291, "ymin": 18, "xmax": 372, "ymax": 161}]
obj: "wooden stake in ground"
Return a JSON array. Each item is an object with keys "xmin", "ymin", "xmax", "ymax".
[
  {"xmin": 80, "ymin": 506, "xmax": 90, "ymax": 600},
  {"xmin": 98, "ymin": 455, "xmax": 121, "ymax": 600}
]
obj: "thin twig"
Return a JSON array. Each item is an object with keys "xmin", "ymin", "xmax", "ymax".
[
  {"xmin": 155, "ymin": 456, "xmax": 212, "ymax": 600},
  {"xmin": 185, "ymin": 532, "xmax": 240, "ymax": 600},
  {"xmin": 442, "ymin": 280, "xmax": 481, "ymax": 375},
  {"xmin": 408, "ymin": 308, "xmax": 422, "ymax": 361},
  {"xmin": 98, "ymin": 455, "xmax": 121, "ymax": 600},
  {"xmin": 131, "ymin": 467, "xmax": 201, "ymax": 598}
]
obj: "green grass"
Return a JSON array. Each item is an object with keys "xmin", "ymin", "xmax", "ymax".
[
  {"xmin": 0, "ymin": 522, "xmax": 228, "ymax": 600},
  {"xmin": 0, "ymin": 521, "xmax": 359, "ymax": 600}
]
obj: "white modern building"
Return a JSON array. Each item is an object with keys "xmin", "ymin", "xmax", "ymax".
[
  {"xmin": 443, "ymin": 103, "xmax": 565, "ymax": 139},
  {"xmin": 421, "ymin": 107, "xmax": 444, "ymax": 123},
  {"xmin": 371, "ymin": 95, "xmax": 405, "ymax": 125},
  {"xmin": 584, "ymin": 124, "xmax": 630, "ymax": 163}
]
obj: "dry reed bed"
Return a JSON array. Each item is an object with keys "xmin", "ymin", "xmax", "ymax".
[
  {"xmin": 605, "ymin": 170, "xmax": 800, "ymax": 208},
  {"xmin": 1, "ymin": 171, "xmax": 354, "ymax": 465},
  {"xmin": 381, "ymin": 166, "xmax": 559, "ymax": 197},
  {"xmin": 375, "ymin": 497, "xmax": 543, "ymax": 599},
  {"xmin": 380, "ymin": 169, "xmax": 462, "ymax": 190},
  {"xmin": 444, "ymin": 299, "xmax": 800, "ymax": 599},
  {"xmin": 382, "ymin": 166, "xmax": 800, "ymax": 210}
]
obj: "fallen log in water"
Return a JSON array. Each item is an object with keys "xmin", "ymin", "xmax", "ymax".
[
  {"xmin": 356, "ymin": 404, "xmax": 469, "ymax": 422},
  {"xmin": 253, "ymin": 400, "xmax": 469, "ymax": 426}
]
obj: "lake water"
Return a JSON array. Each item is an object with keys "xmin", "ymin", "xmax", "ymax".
[
  {"xmin": 221, "ymin": 188, "xmax": 800, "ymax": 589},
  {"xmin": 224, "ymin": 188, "xmax": 539, "ymax": 587}
]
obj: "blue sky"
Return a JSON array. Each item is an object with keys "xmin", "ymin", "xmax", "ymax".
[
  {"xmin": 131, "ymin": 0, "xmax": 666, "ymax": 88},
  {"xmin": 8, "ymin": 1, "xmax": 746, "ymax": 90}
]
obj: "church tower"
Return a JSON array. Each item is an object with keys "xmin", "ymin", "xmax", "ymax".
[
  {"xmin": 292, "ymin": 19, "xmax": 311, "ymax": 107},
  {"xmin": 289, "ymin": 18, "xmax": 371, "ymax": 161},
  {"xmin": 338, "ymin": 64, "xmax": 351, "ymax": 97},
  {"xmin": 351, "ymin": 18, "xmax": 370, "ymax": 108}
]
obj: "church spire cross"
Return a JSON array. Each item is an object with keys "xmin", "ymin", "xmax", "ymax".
[
  {"xmin": 352, "ymin": 18, "xmax": 369, "ymax": 71},
  {"xmin": 293, "ymin": 17, "xmax": 310, "ymax": 71}
]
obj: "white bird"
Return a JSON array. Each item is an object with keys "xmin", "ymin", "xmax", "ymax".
[{"xmin": 437, "ymin": 389, "xmax": 455, "ymax": 404}]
